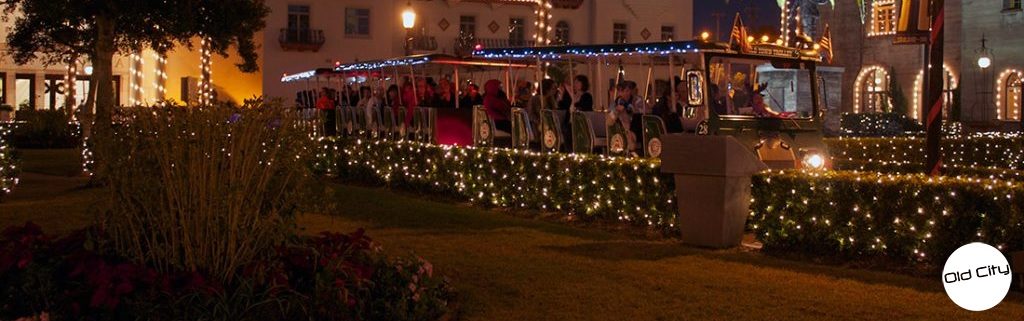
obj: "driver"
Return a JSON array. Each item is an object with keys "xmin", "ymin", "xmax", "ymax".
[{"xmin": 751, "ymin": 82, "xmax": 796, "ymax": 119}]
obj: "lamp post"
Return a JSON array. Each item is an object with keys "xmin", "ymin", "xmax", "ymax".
[
  {"xmin": 402, "ymin": 1, "xmax": 417, "ymax": 55},
  {"xmin": 974, "ymin": 34, "xmax": 994, "ymax": 122}
]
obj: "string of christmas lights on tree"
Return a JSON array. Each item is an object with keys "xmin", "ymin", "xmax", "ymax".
[
  {"xmin": 198, "ymin": 36, "xmax": 214, "ymax": 105},
  {"xmin": 534, "ymin": 0, "xmax": 552, "ymax": 46},
  {"xmin": 0, "ymin": 125, "xmax": 18, "ymax": 198}
]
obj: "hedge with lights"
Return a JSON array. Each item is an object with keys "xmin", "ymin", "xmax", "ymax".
[
  {"xmin": 0, "ymin": 124, "xmax": 18, "ymax": 199},
  {"xmin": 827, "ymin": 133, "xmax": 1024, "ymax": 173},
  {"xmin": 750, "ymin": 170, "xmax": 1024, "ymax": 264},
  {"xmin": 839, "ymin": 113, "xmax": 922, "ymax": 137},
  {"xmin": 319, "ymin": 138, "xmax": 678, "ymax": 228}
]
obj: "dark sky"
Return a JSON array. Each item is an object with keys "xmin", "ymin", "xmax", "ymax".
[{"xmin": 694, "ymin": 0, "xmax": 782, "ymax": 41}]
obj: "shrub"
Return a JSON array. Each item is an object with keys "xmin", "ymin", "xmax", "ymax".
[
  {"xmin": 96, "ymin": 102, "xmax": 322, "ymax": 283},
  {"xmin": 0, "ymin": 125, "xmax": 17, "ymax": 200},
  {"xmin": 827, "ymin": 133, "xmax": 1024, "ymax": 172},
  {"xmin": 749, "ymin": 170, "xmax": 1024, "ymax": 265},
  {"xmin": 323, "ymin": 138, "xmax": 678, "ymax": 228},
  {"xmin": 7, "ymin": 110, "xmax": 81, "ymax": 149},
  {"xmin": 0, "ymin": 223, "xmax": 455, "ymax": 321},
  {"xmin": 839, "ymin": 113, "xmax": 922, "ymax": 137}
]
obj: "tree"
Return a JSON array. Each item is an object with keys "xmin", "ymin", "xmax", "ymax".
[{"xmin": 2, "ymin": 0, "xmax": 268, "ymax": 172}]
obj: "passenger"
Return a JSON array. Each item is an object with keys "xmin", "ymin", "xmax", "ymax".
[
  {"xmin": 417, "ymin": 77, "xmax": 436, "ymax": 108},
  {"xmin": 651, "ymin": 78, "xmax": 685, "ymax": 133},
  {"xmin": 615, "ymin": 81, "xmax": 646, "ymax": 151},
  {"xmin": 400, "ymin": 80, "xmax": 417, "ymax": 126},
  {"xmin": 460, "ymin": 83, "xmax": 484, "ymax": 108},
  {"xmin": 709, "ymin": 83, "xmax": 728, "ymax": 116},
  {"xmin": 514, "ymin": 79, "xmax": 532, "ymax": 107},
  {"xmin": 356, "ymin": 86, "xmax": 381, "ymax": 117},
  {"xmin": 315, "ymin": 87, "xmax": 337, "ymax": 136},
  {"xmin": 558, "ymin": 75, "xmax": 594, "ymax": 112},
  {"xmin": 528, "ymin": 79, "xmax": 557, "ymax": 128},
  {"xmin": 483, "ymin": 79, "xmax": 513, "ymax": 133},
  {"xmin": 436, "ymin": 78, "xmax": 456, "ymax": 108},
  {"xmin": 385, "ymin": 85, "xmax": 401, "ymax": 109}
]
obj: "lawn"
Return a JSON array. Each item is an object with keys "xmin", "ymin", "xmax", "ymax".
[{"xmin": 3, "ymin": 149, "xmax": 1024, "ymax": 320}]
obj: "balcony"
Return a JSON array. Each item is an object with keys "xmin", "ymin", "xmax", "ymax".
[
  {"xmin": 279, "ymin": 28, "xmax": 325, "ymax": 52},
  {"xmin": 411, "ymin": 35, "xmax": 438, "ymax": 52}
]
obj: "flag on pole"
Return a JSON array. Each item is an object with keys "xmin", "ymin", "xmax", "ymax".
[
  {"xmin": 729, "ymin": 13, "xmax": 752, "ymax": 53},
  {"xmin": 820, "ymin": 24, "xmax": 833, "ymax": 63}
]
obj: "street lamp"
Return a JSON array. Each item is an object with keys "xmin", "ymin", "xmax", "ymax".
[
  {"xmin": 402, "ymin": 1, "xmax": 417, "ymax": 55},
  {"xmin": 977, "ymin": 35, "xmax": 992, "ymax": 69}
]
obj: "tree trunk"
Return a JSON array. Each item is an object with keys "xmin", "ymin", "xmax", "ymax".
[{"xmin": 89, "ymin": 14, "xmax": 116, "ymax": 180}]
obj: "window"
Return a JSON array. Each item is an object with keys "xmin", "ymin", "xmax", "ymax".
[
  {"xmin": 288, "ymin": 5, "xmax": 310, "ymax": 30},
  {"xmin": 613, "ymin": 23, "xmax": 628, "ymax": 44},
  {"xmin": 554, "ymin": 21, "xmax": 571, "ymax": 45},
  {"xmin": 508, "ymin": 18, "xmax": 526, "ymax": 47},
  {"xmin": 856, "ymin": 67, "xmax": 891, "ymax": 113},
  {"xmin": 661, "ymin": 25, "xmax": 675, "ymax": 41},
  {"xmin": 345, "ymin": 8, "xmax": 371, "ymax": 36},
  {"xmin": 1002, "ymin": 71, "xmax": 1022, "ymax": 120},
  {"xmin": 15, "ymin": 74, "xmax": 34, "ymax": 110},
  {"xmin": 43, "ymin": 75, "xmax": 66, "ymax": 111},
  {"xmin": 460, "ymin": 15, "xmax": 477, "ymax": 38},
  {"xmin": 869, "ymin": 0, "xmax": 896, "ymax": 36},
  {"xmin": 287, "ymin": 5, "xmax": 311, "ymax": 42},
  {"xmin": 1006, "ymin": 0, "xmax": 1023, "ymax": 10}
]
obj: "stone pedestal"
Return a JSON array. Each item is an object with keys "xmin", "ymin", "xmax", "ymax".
[{"xmin": 660, "ymin": 135, "xmax": 768, "ymax": 248}]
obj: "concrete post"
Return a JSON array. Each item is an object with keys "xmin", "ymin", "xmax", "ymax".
[{"xmin": 659, "ymin": 135, "xmax": 768, "ymax": 248}]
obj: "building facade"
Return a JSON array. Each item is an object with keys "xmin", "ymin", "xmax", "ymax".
[
  {"xmin": 0, "ymin": 0, "xmax": 693, "ymax": 111},
  {"xmin": 830, "ymin": 0, "xmax": 1024, "ymax": 130},
  {"xmin": 262, "ymin": 0, "xmax": 694, "ymax": 100}
]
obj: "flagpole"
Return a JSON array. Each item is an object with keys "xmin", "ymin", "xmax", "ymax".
[{"xmin": 925, "ymin": 0, "xmax": 945, "ymax": 176}]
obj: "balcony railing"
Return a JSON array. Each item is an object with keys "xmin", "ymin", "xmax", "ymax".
[
  {"xmin": 411, "ymin": 35, "xmax": 438, "ymax": 52},
  {"xmin": 279, "ymin": 28, "xmax": 325, "ymax": 52}
]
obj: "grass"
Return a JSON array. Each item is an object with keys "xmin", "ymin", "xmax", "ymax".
[{"xmin": 3, "ymin": 149, "xmax": 1024, "ymax": 320}]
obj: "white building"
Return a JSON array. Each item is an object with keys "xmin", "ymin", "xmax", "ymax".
[{"xmin": 0, "ymin": 0, "xmax": 694, "ymax": 110}]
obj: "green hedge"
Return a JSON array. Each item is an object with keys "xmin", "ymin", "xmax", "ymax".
[
  {"xmin": 319, "ymin": 138, "xmax": 678, "ymax": 228},
  {"xmin": 840, "ymin": 113, "xmax": 922, "ymax": 137},
  {"xmin": 0, "ymin": 124, "xmax": 17, "ymax": 199},
  {"xmin": 827, "ymin": 133, "xmax": 1024, "ymax": 174},
  {"xmin": 750, "ymin": 170, "xmax": 1024, "ymax": 264},
  {"xmin": 319, "ymin": 138, "xmax": 1024, "ymax": 266}
]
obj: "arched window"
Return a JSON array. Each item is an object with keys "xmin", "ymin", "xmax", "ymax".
[
  {"xmin": 854, "ymin": 66, "xmax": 891, "ymax": 113},
  {"xmin": 911, "ymin": 65, "xmax": 957, "ymax": 120},
  {"xmin": 554, "ymin": 21, "xmax": 570, "ymax": 45},
  {"xmin": 999, "ymin": 70, "xmax": 1023, "ymax": 121}
]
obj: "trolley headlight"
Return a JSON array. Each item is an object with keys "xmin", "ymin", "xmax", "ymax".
[{"xmin": 802, "ymin": 152, "xmax": 826, "ymax": 170}]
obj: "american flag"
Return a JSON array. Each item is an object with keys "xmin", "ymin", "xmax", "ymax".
[
  {"xmin": 729, "ymin": 13, "xmax": 752, "ymax": 53},
  {"xmin": 820, "ymin": 24, "xmax": 834, "ymax": 64}
]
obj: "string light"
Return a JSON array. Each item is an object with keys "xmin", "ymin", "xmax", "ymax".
[
  {"xmin": 0, "ymin": 125, "xmax": 18, "ymax": 197},
  {"xmin": 153, "ymin": 52, "xmax": 168, "ymax": 101},
  {"xmin": 867, "ymin": 0, "xmax": 897, "ymax": 37},
  {"xmin": 129, "ymin": 52, "xmax": 145, "ymax": 106},
  {"xmin": 65, "ymin": 59, "xmax": 78, "ymax": 112},
  {"xmin": 996, "ymin": 69, "xmax": 1023, "ymax": 121},
  {"xmin": 198, "ymin": 36, "xmax": 214, "ymax": 105},
  {"xmin": 533, "ymin": 0, "xmax": 552, "ymax": 46},
  {"xmin": 852, "ymin": 66, "xmax": 893, "ymax": 114}
]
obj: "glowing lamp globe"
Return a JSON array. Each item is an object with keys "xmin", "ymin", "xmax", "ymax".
[
  {"xmin": 700, "ymin": 31, "xmax": 710, "ymax": 41},
  {"xmin": 978, "ymin": 56, "xmax": 991, "ymax": 69},
  {"xmin": 402, "ymin": 7, "xmax": 417, "ymax": 29}
]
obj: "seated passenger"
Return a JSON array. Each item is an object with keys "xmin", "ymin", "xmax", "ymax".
[
  {"xmin": 752, "ymin": 83, "xmax": 796, "ymax": 118},
  {"xmin": 652, "ymin": 78, "xmax": 686, "ymax": 133},
  {"xmin": 484, "ymin": 79, "xmax": 512, "ymax": 132}
]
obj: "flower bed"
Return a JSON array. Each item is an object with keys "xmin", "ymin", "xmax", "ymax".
[
  {"xmin": 319, "ymin": 138, "xmax": 678, "ymax": 228},
  {"xmin": 0, "ymin": 223, "xmax": 454, "ymax": 321},
  {"xmin": 750, "ymin": 170, "xmax": 1024, "ymax": 265}
]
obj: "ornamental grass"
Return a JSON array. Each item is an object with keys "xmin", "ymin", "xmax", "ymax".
[{"xmin": 96, "ymin": 101, "xmax": 317, "ymax": 283}]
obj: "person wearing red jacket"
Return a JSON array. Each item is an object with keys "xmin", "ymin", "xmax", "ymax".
[
  {"xmin": 483, "ymin": 79, "xmax": 512, "ymax": 132},
  {"xmin": 315, "ymin": 87, "xmax": 337, "ymax": 136}
]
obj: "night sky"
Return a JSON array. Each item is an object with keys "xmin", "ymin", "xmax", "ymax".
[{"xmin": 693, "ymin": 0, "xmax": 782, "ymax": 42}]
